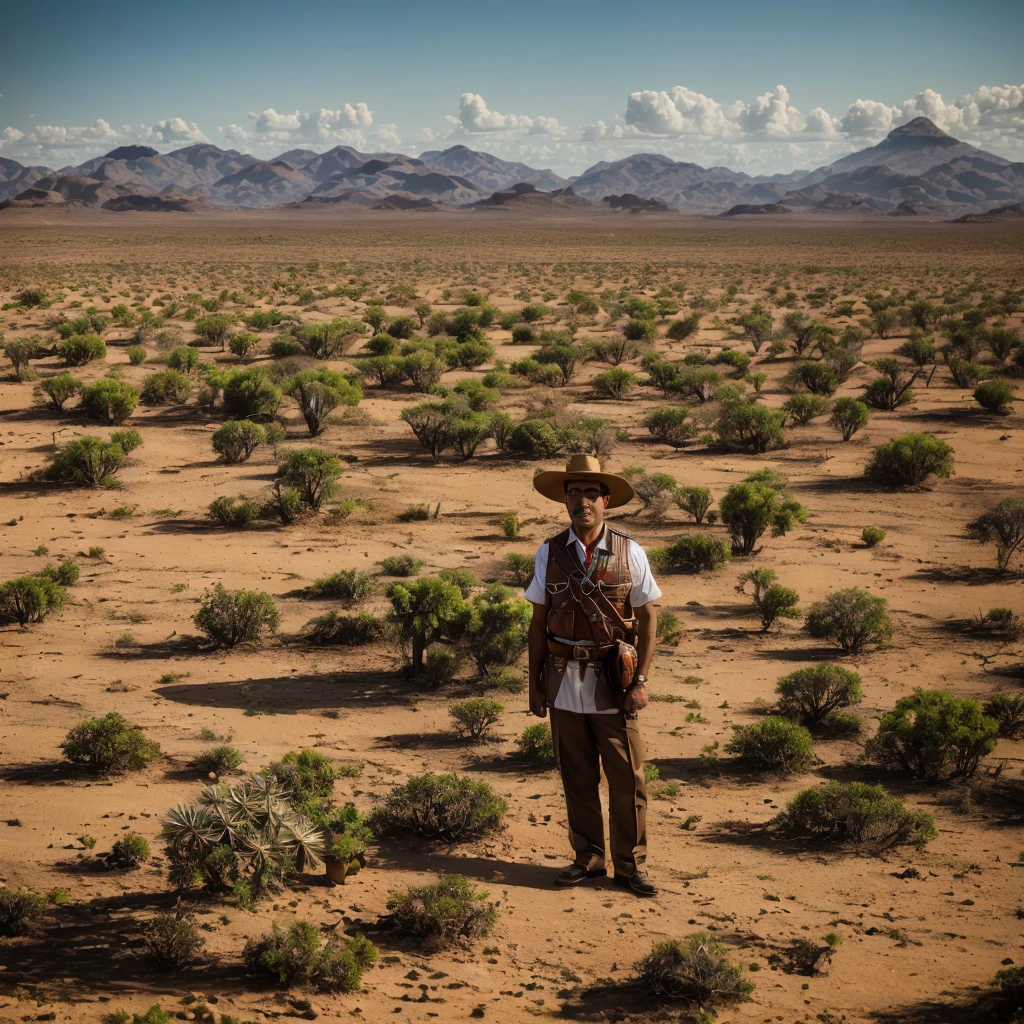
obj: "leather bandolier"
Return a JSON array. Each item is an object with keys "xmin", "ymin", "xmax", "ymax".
[{"xmin": 543, "ymin": 527, "xmax": 637, "ymax": 711}]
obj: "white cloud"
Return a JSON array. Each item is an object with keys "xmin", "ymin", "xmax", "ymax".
[
  {"xmin": 148, "ymin": 117, "xmax": 209, "ymax": 145},
  {"xmin": 840, "ymin": 98, "xmax": 898, "ymax": 136},
  {"xmin": 225, "ymin": 104, "xmax": 374, "ymax": 150},
  {"xmin": 452, "ymin": 92, "xmax": 535, "ymax": 133},
  {"xmin": 377, "ymin": 123, "xmax": 401, "ymax": 149}
]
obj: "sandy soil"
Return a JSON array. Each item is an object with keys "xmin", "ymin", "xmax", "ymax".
[{"xmin": 0, "ymin": 210, "xmax": 1022, "ymax": 1024}]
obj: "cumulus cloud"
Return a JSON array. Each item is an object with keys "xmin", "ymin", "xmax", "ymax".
[
  {"xmin": 446, "ymin": 93, "xmax": 564, "ymax": 138},
  {"xmin": 224, "ymin": 104, "xmax": 374, "ymax": 150},
  {"xmin": 148, "ymin": 117, "xmax": 209, "ymax": 145}
]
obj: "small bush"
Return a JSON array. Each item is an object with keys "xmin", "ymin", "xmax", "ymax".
[
  {"xmin": 738, "ymin": 568, "xmax": 800, "ymax": 631},
  {"xmin": 593, "ymin": 368, "xmax": 638, "ymax": 399},
  {"xmin": 783, "ymin": 393, "xmax": 829, "ymax": 425},
  {"xmin": 386, "ymin": 874, "xmax": 498, "ymax": 949},
  {"xmin": 715, "ymin": 398, "xmax": 786, "ymax": 454},
  {"xmin": 0, "ymin": 887, "xmax": 48, "ymax": 936},
  {"xmin": 498, "ymin": 511, "xmax": 521, "ymax": 540},
  {"xmin": 39, "ymin": 560, "xmax": 80, "ymax": 587},
  {"xmin": 193, "ymin": 745, "xmax": 245, "ymax": 775},
  {"xmin": 505, "ymin": 419, "xmax": 563, "ymax": 458},
  {"xmin": 126, "ymin": 345, "xmax": 147, "ymax": 366},
  {"xmin": 58, "ymin": 334, "xmax": 106, "ymax": 366},
  {"xmin": 985, "ymin": 693, "xmax": 1024, "ymax": 738},
  {"xmin": 656, "ymin": 610, "xmax": 681, "ymax": 643},
  {"xmin": 244, "ymin": 920, "xmax": 375, "ymax": 992},
  {"xmin": 166, "ymin": 345, "xmax": 199, "ymax": 373},
  {"xmin": 974, "ymin": 378, "xmax": 1016, "ymax": 414},
  {"xmin": 725, "ymin": 717, "xmax": 815, "ymax": 773},
  {"xmin": 449, "ymin": 698, "xmax": 504, "ymax": 741},
  {"xmin": 310, "ymin": 569, "xmax": 373, "ymax": 602},
  {"xmin": 516, "ymin": 723, "xmax": 554, "ymax": 762},
  {"xmin": 967, "ymin": 498, "xmax": 1024, "ymax": 572},
  {"xmin": 45, "ymin": 433, "xmax": 140, "ymax": 486},
  {"xmin": 264, "ymin": 749, "xmax": 337, "ymax": 802},
  {"xmin": 207, "ymin": 495, "xmax": 260, "ymax": 528},
  {"xmin": 829, "ymin": 398, "xmax": 870, "ymax": 441},
  {"xmin": 779, "ymin": 781, "xmax": 936, "ymax": 849},
  {"xmin": 0, "ymin": 574, "xmax": 68, "ymax": 626},
  {"xmin": 211, "ymin": 419, "xmax": 268, "ymax": 463},
  {"xmin": 379, "ymin": 554, "xmax": 424, "ymax": 577},
  {"xmin": 140, "ymin": 369, "xmax": 192, "ymax": 405},
  {"xmin": 370, "ymin": 773, "xmax": 507, "ymax": 843},
  {"xmin": 423, "ymin": 646, "xmax": 461, "ymax": 687},
  {"xmin": 635, "ymin": 933, "xmax": 754, "ymax": 1010},
  {"xmin": 229, "ymin": 331, "xmax": 260, "ymax": 359},
  {"xmin": 301, "ymin": 611, "xmax": 384, "ymax": 646},
  {"xmin": 867, "ymin": 690, "xmax": 998, "ymax": 780},
  {"xmin": 805, "ymin": 588, "xmax": 893, "ymax": 652},
  {"xmin": 107, "ymin": 832, "xmax": 151, "ymax": 868},
  {"xmin": 644, "ymin": 407, "xmax": 696, "ymax": 449},
  {"xmin": 397, "ymin": 504, "xmax": 431, "ymax": 522},
  {"xmin": 143, "ymin": 914, "xmax": 206, "ymax": 969},
  {"xmin": 193, "ymin": 584, "xmax": 280, "ymax": 647},
  {"xmin": 276, "ymin": 447, "xmax": 342, "ymax": 509},
  {"xmin": 438, "ymin": 567, "xmax": 477, "ymax": 597},
  {"xmin": 719, "ymin": 480, "xmax": 807, "ymax": 556},
  {"xmin": 776, "ymin": 664, "xmax": 863, "ymax": 727},
  {"xmin": 39, "ymin": 371, "xmax": 82, "ymax": 410},
  {"xmin": 675, "ymin": 486, "xmax": 714, "ymax": 524},
  {"xmin": 222, "ymin": 368, "xmax": 282, "ymax": 420},
  {"xmin": 865, "ymin": 433, "xmax": 954, "ymax": 488},
  {"xmin": 861, "ymin": 526, "xmax": 886, "ymax": 547},
  {"xmin": 651, "ymin": 534, "xmax": 731, "ymax": 574},
  {"xmin": 60, "ymin": 712, "xmax": 161, "ymax": 774},
  {"xmin": 79, "ymin": 379, "xmax": 138, "ymax": 424}
]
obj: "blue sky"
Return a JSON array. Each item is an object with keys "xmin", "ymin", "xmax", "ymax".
[{"xmin": 2, "ymin": 0, "xmax": 1022, "ymax": 174}]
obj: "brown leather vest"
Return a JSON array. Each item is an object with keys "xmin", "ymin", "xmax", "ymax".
[{"xmin": 545, "ymin": 527, "xmax": 636, "ymax": 645}]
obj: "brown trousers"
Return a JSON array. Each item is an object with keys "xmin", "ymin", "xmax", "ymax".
[{"xmin": 550, "ymin": 708, "xmax": 648, "ymax": 877}]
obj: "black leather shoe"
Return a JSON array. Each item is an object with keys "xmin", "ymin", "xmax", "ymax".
[
  {"xmin": 613, "ymin": 870, "xmax": 657, "ymax": 897},
  {"xmin": 555, "ymin": 863, "xmax": 607, "ymax": 886}
]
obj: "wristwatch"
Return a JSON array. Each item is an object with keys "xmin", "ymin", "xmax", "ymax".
[{"xmin": 635, "ymin": 674, "xmax": 647, "ymax": 685}]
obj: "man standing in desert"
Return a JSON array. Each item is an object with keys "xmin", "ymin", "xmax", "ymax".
[{"xmin": 524, "ymin": 454, "xmax": 662, "ymax": 897}]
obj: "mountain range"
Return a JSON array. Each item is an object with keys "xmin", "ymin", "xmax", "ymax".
[{"xmin": 2, "ymin": 118, "xmax": 1022, "ymax": 219}]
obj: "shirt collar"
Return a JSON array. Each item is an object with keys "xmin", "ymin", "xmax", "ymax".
[{"xmin": 567, "ymin": 525, "xmax": 610, "ymax": 554}]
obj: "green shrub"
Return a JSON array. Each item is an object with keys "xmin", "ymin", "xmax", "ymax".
[
  {"xmin": 3, "ymin": 337, "xmax": 43, "ymax": 378},
  {"xmin": 787, "ymin": 361, "xmax": 838, "ymax": 396},
  {"xmin": 291, "ymin": 369, "xmax": 362, "ymax": 436},
  {"xmin": 498, "ymin": 511, "xmax": 521, "ymax": 539},
  {"xmin": 805, "ymin": 588, "xmax": 893, "ymax": 652},
  {"xmin": 301, "ymin": 611, "xmax": 384, "ymax": 646},
  {"xmin": 993, "ymin": 965, "xmax": 1024, "ymax": 1012},
  {"xmin": 60, "ymin": 712, "xmax": 161, "ymax": 774},
  {"xmin": 719, "ymin": 480, "xmax": 807, "ymax": 555},
  {"xmin": 166, "ymin": 345, "xmax": 199, "ymax": 373},
  {"xmin": 310, "ymin": 569, "xmax": 373, "ymax": 602},
  {"xmin": 39, "ymin": 560, "xmax": 80, "ymax": 586},
  {"xmin": 140, "ymin": 369, "xmax": 192, "ymax": 405},
  {"xmin": 502, "ymin": 552, "xmax": 534, "ymax": 587},
  {"xmin": 45, "ymin": 432, "xmax": 141, "ymax": 485},
  {"xmin": 725, "ymin": 716, "xmax": 815, "ymax": 773},
  {"xmin": 457, "ymin": 583, "xmax": 531, "ymax": 676},
  {"xmin": 107, "ymin": 831, "xmax": 151, "ymax": 868},
  {"xmin": 38, "ymin": 371, "xmax": 82, "ymax": 410},
  {"xmin": 970, "ymin": 378, "xmax": 1011, "ymax": 413},
  {"xmin": 593, "ymin": 368, "xmax": 638, "ymax": 399},
  {"xmin": 715, "ymin": 398, "xmax": 786, "ymax": 453},
  {"xmin": 449, "ymin": 698, "xmax": 504, "ymax": 741},
  {"xmin": 865, "ymin": 433, "xmax": 954, "ymax": 487},
  {"xmin": 651, "ymin": 534, "xmax": 730, "ymax": 573},
  {"xmin": 421, "ymin": 646, "xmax": 461, "ymax": 688},
  {"xmin": 79, "ymin": 379, "xmax": 138, "ymax": 424},
  {"xmin": 666, "ymin": 314, "xmax": 700, "ymax": 340},
  {"xmin": 506, "ymin": 419, "xmax": 564, "ymax": 458},
  {"xmin": 861, "ymin": 526, "xmax": 886, "ymax": 547},
  {"xmin": 222, "ymin": 368, "xmax": 282, "ymax": 420},
  {"xmin": 277, "ymin": 448, "xmax": 342, "ymax": 509},
  {"xmin": 0, "ymin": 574, "xmax": 68, "ymax": 626},
  {"xmin": 207, "ymin": 494, "xmax": 260, "ymax": 527},
  {"xmin": 295, "ymin": 317, "xmax": 365, "ymax": 359},
  {"xmin": 656, "ymin": 611, "xmax": 681, "ymax": 643},
  {"xmin": 243, "ymin": 920, "xmax": 375, "ymax": 991},
  {"xmin": 968, "ymin": 498, "xmax": 1024, "ymax": 572},
  {"xmin": 829, "ymin": 398, "xmax": 870, "ymax": 441},
  {"xmin": 516, "ymin": 723, "xmax": 554, "ymax": 762},
  {"xmin": 143, "ymin": 914, "xmax": 206, "ymax": 969},
  {"xmin": 674, "ymin": 486, "xmax": 714, "ymax": 524},
  {"xmin": 379, "ymin": 554, "xmax": 424, "ymax": 577},
  {"xmin": 779, "ymin": 781, "xmax": 937, "ymax": 848},
  {"xmin": 269, "ymin": 336, "xmax": 303, "ymax": 359},
  {"xmin": 193, "ymin": 584, "xmax": 280, "ymax": 647},
  {"xmin": 775, "ymin": 663, "xmax": 863, "ymax": 726},
  {"xmin": 193, "ymin": 745, "xmax": 245, "ymax": 775},
  {"xmin": 438, "ymin": 567, "xmax": 477, "ymax": 597},
  {"xmin": 0, "ymin": 887, "xmax": 48, "ymax": 936},
  {"xmin": 229, "ymin": 331, "xmax": 260, "ymax": 359},
  {"xmin": 984, "ymin": 693, "xmax": 1024, "ymax": 738},
  {"xmin": 783, "ymin": 393, "xmax": 828, "ymax": 425},
  {"xmin": 370, "ymin": 773, "xmax": 506, "ymax": 843},
  {"xmin": 386, "ymin": 875, "xmax": 498, "ymax": 948},
  {"xmin": 867, "ymin": 690, "xmax": 998, "ymax": 780},
  {"xmin": 397, "ymin": 504, "xmax": 431, "ymax": 522},
  {"xmin": 264, "ymin": 749, "xmax": 337, "ymax": 802},
  {"xmin": 58, "ymin": 334, "xmax": 106, "ymax": 366},
  {"xmin": 356, "ymin": 354, "xmax": 407, "ymax": 387},
  {"xmin": 644, "ymin": 407, "xmax": 696, "ymax": 449},
  {"xmin": 635, "ymin": 933, "xmax": 754, "ymax": 1009},
  {"xmin": 194, "ymin": 313, "xmax": 234, "ymax": 346},
  {"xmin": 387, "ymin": 576, "xmax": 466, "ymax": 677},
  {"xmin": 126, "ymin": 345, "xmax": 147, "ymax": 366},
  {"xmin": 211, "ymin": 419, "xmax": 269, "ymax": 463},
  {"xmin": 738, "ymin": 568, "xmax": 800, "ymax": 631}
]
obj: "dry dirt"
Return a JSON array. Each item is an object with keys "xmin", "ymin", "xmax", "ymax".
[{"xmin": 0, "ymin": 209, "xmax": 1022, "ymax": 1024}]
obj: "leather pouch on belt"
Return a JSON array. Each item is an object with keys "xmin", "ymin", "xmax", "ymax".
[{"xmin": 611, "ymin": 639, "xmax": 638, "ymax": 690}]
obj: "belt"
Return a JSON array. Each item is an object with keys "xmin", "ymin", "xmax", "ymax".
[{"xmin": 547, "ymin": 639, "xmax": 614, "ymax": 662}]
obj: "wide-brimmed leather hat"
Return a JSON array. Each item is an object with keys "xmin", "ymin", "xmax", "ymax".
[{"xmin": 533, "ymin": 454, "xmax": 635, "ymax": 508}]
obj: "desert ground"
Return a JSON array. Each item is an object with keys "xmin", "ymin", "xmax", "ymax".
[{"xmin": 0, "ymin": 209, "xmax": 1022, "ymax": 1024}]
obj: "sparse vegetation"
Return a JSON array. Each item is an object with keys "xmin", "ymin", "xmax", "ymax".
[
  {"xmin": 635, "ymin": 933, "xmax": 754, "ymax": 1010},
  {"xmin": 865, "ymin": 433, "xmax": 955, "ymax": 488},
  {"xmin": 60, "ymin": 712, "xmax": 161, "ymax": 774},
  {"xmin": 449, "ymin": 698, "xmax": 504, "ymax": 740},
  {"xmin": 143, "ymin": 914, "xmax": 206, "ymax": 969},
  {"xmin": 805, "ymin": 588, "xmax": 893, "ymax": 652},
  {"xmin": 244, "ymin": 920, "xmax": 376, "ymax": 991},
  {"xmin": 725, "ymin": 717, "xmax": 815, "ymax": 773},
  {"xmin": 385, "ymin": 874, "xmax": 498, "ymax": 949},
  {"xmin": 193, "ymin": 584, "xmax": 280, "ymax": 647},
  {"xmin": 370, "ymin": 773, "xmax": 507, "ymax": 843},
  {"xmin": 776, "ymin": 664, "xmax": 863, "ymax": 728}
]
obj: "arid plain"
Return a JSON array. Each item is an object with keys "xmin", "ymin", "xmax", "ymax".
[{"xmin": 1, "ymin": 210, "xmax": 1022, "ymax": 1024}]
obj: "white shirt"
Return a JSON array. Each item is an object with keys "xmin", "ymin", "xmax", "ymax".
[{"xmin": 524, "ymin": 527, "xmax": 662, "ymax": 715}]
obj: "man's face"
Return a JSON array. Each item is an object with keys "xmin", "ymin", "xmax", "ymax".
[{"xmin": 565, "ymin": 479, "xmax": 610, "ymax": 531}]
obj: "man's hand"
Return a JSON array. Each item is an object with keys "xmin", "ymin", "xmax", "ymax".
[
  {"xmin": 624, "ymin": 681, "xmax": 648, "ymax": 713},
  {"xmin": 529, "ymin": 689, "xmax": 548, "ymax": 719}
]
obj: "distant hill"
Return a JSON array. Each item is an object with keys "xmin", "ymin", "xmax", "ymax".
[
  {"xmin": 954, "ymin": 201, "xmax": 1024, "ymax": 223},
  {"xmin": 603, "ymin": 193, "xmax": 673, "ymax": 213},
  {"xmin": 3, "ymin": 119, "xmax": 1022, "ymax": 217},
  {"xmin": 371, "ymin": 194, "xmax": 439, "ymax": 211}
]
